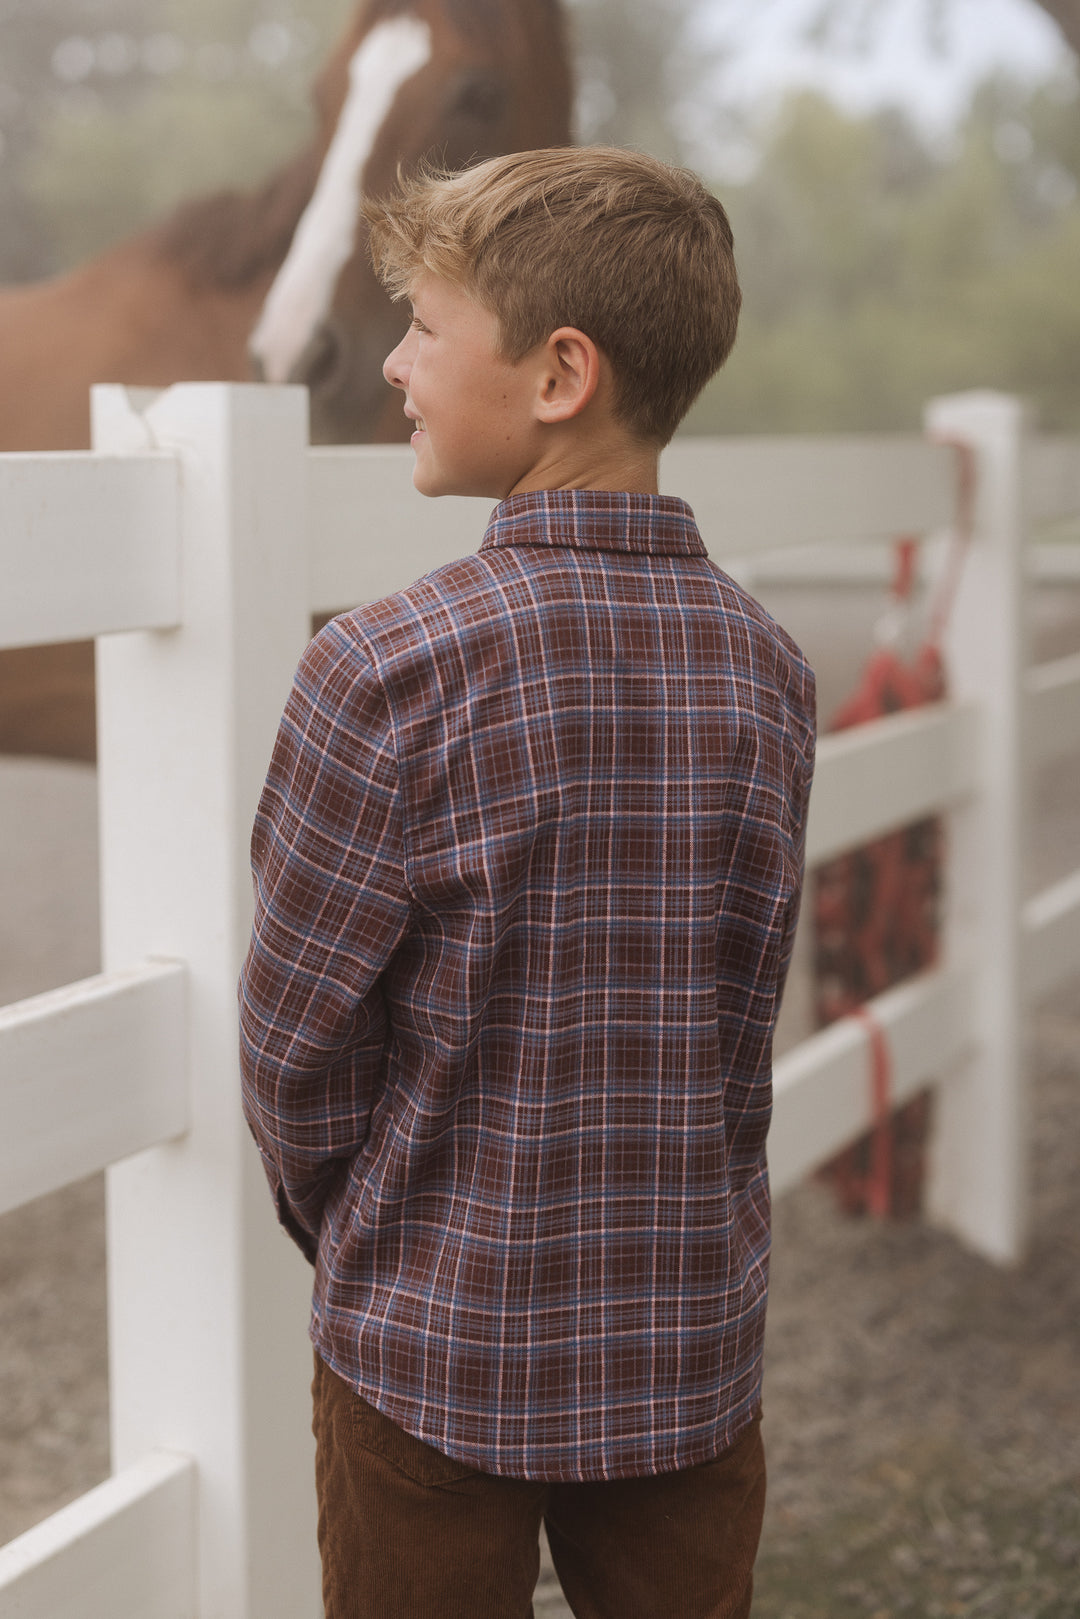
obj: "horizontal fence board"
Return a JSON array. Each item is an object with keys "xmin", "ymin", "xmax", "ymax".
[
  {"xmin": 6, "ymin": 432, "xmax": 1072, "ymax": 643},
  {"xmin": 1025, "ymin": 651, "xmax": 1080, "ymax": 766},
  {"xmin": 720, "ymin": 538, "xmax": 1080, "ymax": 587},
  {"xmin": 661, "ymin": 436, "xmax": 954, "ymax": 554},
  {"xmin": 307, "ymin": 438, "xmax": 956, "ymax": 612},
  {"xmin": 0, "ymin": 453, "xmax": 180, "ymax": 649},
  {"xmin": 1031, "ymin": 543, "xmax": 1080, "ymax": 581},
  {"xmin": 0, "ymin": 961, "xmax": 187, "ymax": 1216},
  {"xmin": 309, "ymin": 447, "xmax": 494, "ymax": 611},
  {"xmin": 677, "ymin": 542, "xmax": 1080, "ymax": 593},
  {"xmin": 1022, "ymin": 869, "xmax": 1080, "ymax": 1003},
  {"xmin": 732, "ymin": 534, "xmax": 946, "ymax": 587},
  {"xmin": 770, "ymin": 966, "xmax": 973, "ymax": 1195},
  {"xmin": 806, "ymin": 702, "xmax": 979, "ymax": 867},
  {"xmin": 1027, "ymin": 437, "xmax": 1080, "ymax": 523},
  {"xmin": 0, "ymin": 1451, "xmax": 195, "ymax": 1619}
]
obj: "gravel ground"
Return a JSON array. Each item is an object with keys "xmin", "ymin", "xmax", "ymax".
[
  {"xmin": 753, "ymin": 985, "xmax": 1080, "ymax": 1619},
  {"xmin": 2, "ymin": 580, "xmax": 1078, "ymax": 1617}
]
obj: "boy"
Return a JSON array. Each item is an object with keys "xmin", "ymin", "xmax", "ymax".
[{"xmin": 239, "ymin": 147, "xmax": 815, "ymax": 1619}]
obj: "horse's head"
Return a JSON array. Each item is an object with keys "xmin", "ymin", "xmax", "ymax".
[{"xmin": 249, "ymin": 0, "xmax": 573, "ymax": 444}]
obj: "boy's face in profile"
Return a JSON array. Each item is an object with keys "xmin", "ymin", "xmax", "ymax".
[{"xmin": 383, "ymin": 274, "xmax": 544, "ymax": 501}]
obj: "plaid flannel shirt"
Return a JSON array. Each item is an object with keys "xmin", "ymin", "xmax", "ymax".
[{"xmin": 239, "ymin": 488, "xmax": 815, "ymax": 1482}]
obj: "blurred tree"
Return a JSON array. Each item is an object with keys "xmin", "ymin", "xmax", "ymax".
[
  {"xmin": 563, "ymin": 0, "xmax": 1078, "ymax": 175},
  {"xmin": 771, "ymin": 0, "xmax": 1079, "ymax": 60},
  {"xmin": 564, "ymin": 0, "xmax": 735, "ymax": 164},
  {"xmin": 0, "ymin": 0, "xmax": 154, "ymax": 277},
  {"xmin": 685, "ymin": 75, "xmax": 1080, "ymax": 433},
  {"xmin": 0, "ymin": 0, "xmax": 349, "ymax": 279}
]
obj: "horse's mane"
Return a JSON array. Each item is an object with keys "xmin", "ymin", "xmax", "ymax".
[{"xmin": 150, "ymin": 144, "xmax": 323, "ymax": 293}]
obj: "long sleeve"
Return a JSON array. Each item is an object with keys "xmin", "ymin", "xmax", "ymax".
[{"xmin": 238, "ymin": 620, "xmax": 411, "ymax": 1261}]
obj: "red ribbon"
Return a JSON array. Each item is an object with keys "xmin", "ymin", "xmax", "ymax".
[{"xmin": 851, "ymin": 1004, "xmax": 894, "ymax": 1220}]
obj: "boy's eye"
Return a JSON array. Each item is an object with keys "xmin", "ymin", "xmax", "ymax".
[{"xmin": 410, "ymin": 316, "xmax": 430, "ymax": 334}]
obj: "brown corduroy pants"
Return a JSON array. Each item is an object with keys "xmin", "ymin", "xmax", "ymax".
[{"xmin": 312, "ymin": 1352, "xmax": 766, "ymax": 1619}]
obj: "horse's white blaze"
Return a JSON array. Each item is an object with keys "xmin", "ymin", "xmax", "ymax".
[{"xmin": 251, "ymin": 17, "xmax": 432, "ymax": 383}]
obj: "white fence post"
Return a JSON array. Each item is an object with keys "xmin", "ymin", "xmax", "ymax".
[
  {"xmin": 92, "ymin": 384, "xmax": 321, "ymax": 1617},
  {"xmin": 923, "ymin": 390, "xmax": 1030, "ymax": 1265}
]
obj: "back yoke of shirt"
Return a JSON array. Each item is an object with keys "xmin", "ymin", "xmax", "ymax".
[{"xmin": 239, "ymin": 488, "xmax": 816, "ymax": 1483}]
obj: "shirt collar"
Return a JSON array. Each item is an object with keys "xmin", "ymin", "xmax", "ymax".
[{"xmin": 480, "ymin": 489, "xmax": 707, "ymax": 558}]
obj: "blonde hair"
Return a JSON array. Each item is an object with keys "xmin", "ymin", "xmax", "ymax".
[{"xmin": 364, "ymin": 146, "xmax": 741, "ymax": 446}]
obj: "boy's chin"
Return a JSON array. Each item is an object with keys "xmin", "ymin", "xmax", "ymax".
[
  {"xmin": 409, "ymin": 455, "xmax": 444, "ymax": 499},
  {"xmin": 412, "ymin": 468, "xmax": 457, "ymax": 500},
  {"xmin": 411, "ymin": 462, "xmax": 507, "ymax": 502}
]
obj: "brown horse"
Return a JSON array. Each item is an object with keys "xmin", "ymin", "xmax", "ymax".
[{"xmin": 0, "ymin": 0, "xmax": 572, "ymax": 758}]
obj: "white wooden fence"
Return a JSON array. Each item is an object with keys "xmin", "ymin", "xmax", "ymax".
[{"xmin": 0, "ymin": 383, "xmax": 1077, "ymax": 1617}]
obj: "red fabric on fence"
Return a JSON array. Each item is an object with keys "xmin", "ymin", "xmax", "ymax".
[{"xmin": 811, "ymin": 542, "xmax": 944, "ymax": 1219}]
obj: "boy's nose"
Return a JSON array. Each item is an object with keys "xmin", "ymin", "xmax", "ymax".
[{"xmin": 383, "ymin": 334, "xmax": 410, "ymax": 390}]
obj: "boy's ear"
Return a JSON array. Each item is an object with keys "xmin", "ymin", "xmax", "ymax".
[{"xmin": 534, "ymin": 327, "xmax": 601, "ymax": 425}]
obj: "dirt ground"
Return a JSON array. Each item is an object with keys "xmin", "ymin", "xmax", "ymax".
[{"xmin": 2, "ymin": 579, "xmax": 1078, "ymax": 1616}]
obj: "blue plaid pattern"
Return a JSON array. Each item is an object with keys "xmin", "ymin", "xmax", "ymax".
[{"xmin": 240, "ymin": 489, "xmax": 815, "ymax": 1482}]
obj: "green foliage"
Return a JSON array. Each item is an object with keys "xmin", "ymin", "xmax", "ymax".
[
  {"xmin": 0, "ymin": 0, "xmax": 350, "ymax": 278},
  {"xmin": 686, "ymin": 75, "xmax": 1080, "ymax": 433},
  {"xmin": 27, "ymin": 76, "xmax": 313, "ymax": 267},
  {"xmin": 566, "ymin": 0, "xmax": 732, "ymax": 166}
]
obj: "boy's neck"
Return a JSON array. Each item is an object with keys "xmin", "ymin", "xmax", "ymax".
[{"xmin": 509, "ymin": 436, "xmax": 660, "ymax": 499}]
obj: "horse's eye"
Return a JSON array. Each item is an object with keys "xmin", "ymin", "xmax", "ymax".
[{"xmin": 448, "ymin": 70, "xmax": 506, "ymax": 123}]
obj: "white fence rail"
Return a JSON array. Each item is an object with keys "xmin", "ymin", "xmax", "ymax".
[
  {"xmin": 0, "ymin": 961, "xmax": 187, "ymax": 1216},
  {"xmin": 0, "ymin": 452, "xmax": 180, "ymax": 647},
  {"xmin": 0, "ymin": 383, "xmax": 1077, "ymax": 1616},
  {"xmin": 0, "ymin": 1453, "xmax": 196, "ymax": 1619}
]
